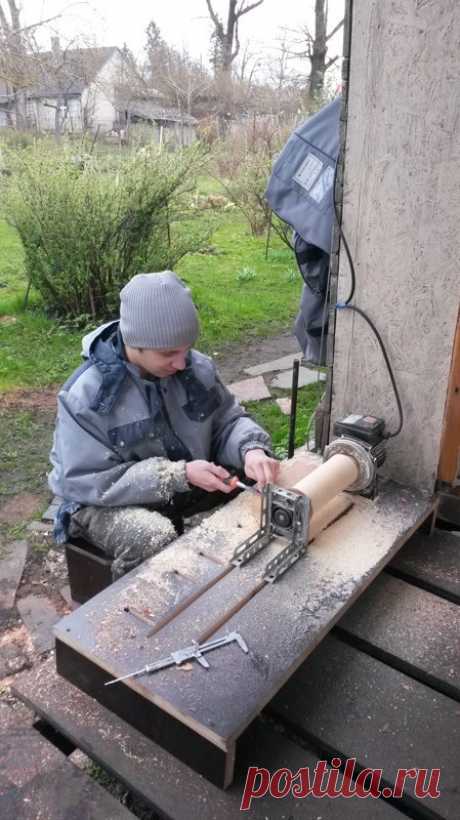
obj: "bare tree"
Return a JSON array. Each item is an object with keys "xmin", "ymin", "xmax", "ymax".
[
  {"xmin": 145, "ymin": 20, "xmax": 212, "ymax": 118},
  {"xmin": 165, "ymin": 54, "xmax": 211, "ymax": 117},
  {"xmin": 205, "ymin": 0, "xmax": 264, "ymax": 78},
  {"xmin": 309, "ymin": 0, "xmax": 344, "ymax": 100},
  {"xmin": 268, "ymin": 32, "xmax": 306, "ymax": 97},
  {"xmin": 0, "ymin": 1, "xmax": 62, "ymax": 128},
  {"xmin": 0, "ymin": 1, "xmax": 29, "ymax": 127},
  {"xmin": 204, "ymin": 1, "xmax": 264, "ymax": 131},
  {"xmin": 233, "ymin": 41, "xmax": 260, "ymax": 87},
  {"xmin": 283, "ymin": 0, "xmax": 344, "ymax": 103}
]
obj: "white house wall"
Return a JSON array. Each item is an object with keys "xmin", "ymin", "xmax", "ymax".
[
  {"xmin": 81, "ymin": 50, "xmax": 122, "ymax": 133},
  {"xmin": 67, "ymin": 98, "xmax": 83, "ymax": 131},
  {"xmin": 27, "ymin": 98, "xmax": 54, "ymax": 130},
  {"xmin": 25, "ymin": 97, "xmax": 83, "ymax": 132}
]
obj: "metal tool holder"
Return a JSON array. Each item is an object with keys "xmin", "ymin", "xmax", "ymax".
[{"xmin": 231, "ymin": 485, "xmax": 311, "ymax": 583}]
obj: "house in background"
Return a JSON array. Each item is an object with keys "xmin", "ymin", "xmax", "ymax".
[
  {"xmin": 0, "ymin": 78, "xmax": 15, "ymax": 127},
  {"xmin": 0, "ymin": 38, "xmax": 196, "ymax": 145},
  {"xmin": 116, "ymin": 94, "xmax": 197, "ymax": 147},
  {"xmin": 25, "ymin": 41, "xmax": 120, "ymax": 134}
]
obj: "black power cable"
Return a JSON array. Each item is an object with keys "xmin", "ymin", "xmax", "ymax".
[
  {"xmin": 335, "ymin": 304, "xmax": 404, "ymax": 439},
  {"xmin": 332, "ymin": 156, "xmax": 404, "ymax": 439},
  {"xmin": 332, "ymin": 158, "xmax": 355, "ymax": 305}
]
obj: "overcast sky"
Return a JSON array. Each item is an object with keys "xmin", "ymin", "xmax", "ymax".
[{"xmin": 24, "ymin": 0, "xmax": 345, "ymax": 72}]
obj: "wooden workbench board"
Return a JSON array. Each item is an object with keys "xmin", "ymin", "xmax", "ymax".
[{"xmin": 54, "ymin": 452, "xmax": 433, "ymax": 783}]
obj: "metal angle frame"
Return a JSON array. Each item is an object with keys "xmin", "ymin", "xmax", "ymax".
[
  {"xmin": 263, "ymin": 493, "xmax": 310, "ymax": 583},
  {"xmin": 231, "ymin": 485, "xmax": 272, "ymax": 567},
  {"xmin": 231, "ymin": 486, "xmax": 311, "ymax": 583}
]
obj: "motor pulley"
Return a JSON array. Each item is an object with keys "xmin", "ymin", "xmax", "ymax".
[{"xmin": 324, "ymin": 413, "xmax": 386, "ymax": 495}]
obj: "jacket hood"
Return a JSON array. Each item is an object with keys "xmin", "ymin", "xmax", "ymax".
[
  {"xmin": 81, "ymin": 320, "xmax": 129, "ymax": 416},
  {"xmin": 79, "ymin": 320, "xmax": 211, "ymax": 418},
  {"xmin": 81, "ymin": 320, "xmax": 120, "ymax": 360}
]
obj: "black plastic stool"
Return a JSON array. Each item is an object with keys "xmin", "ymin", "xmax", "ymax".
[{"xmin": 65, "ymin": 538, "xmax": 113, "ymax": 604}]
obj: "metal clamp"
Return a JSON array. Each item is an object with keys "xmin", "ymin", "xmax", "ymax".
[
  {"xmin": 231, "ymin": 485, "xmax": 271, "ymax": 566},
  {"xmin": 263, "ymin": 493, "xmax": 310, "ymax": 583},
  {"xmin": 231, "ymin": 485, "xmax": 311, "ymax": 583}
]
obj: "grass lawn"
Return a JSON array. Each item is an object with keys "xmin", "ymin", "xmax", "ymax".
[
  {"xmin": 0, "ymin": 407, "xmax": 55, "ymax": 498},
  {"xmin": 0, "ymin": 167, "xmax": 321, "ymax": 559},
  {"xmin": 0, "ymin": 187, "xmax": 318, "ymax": 518},
  {"xmin": 0, "ymin": 211, "xmax": 301, "ymax": 392},
  {"xmin": 246, "ymin": 383, "xmax": 322, "ymax": 458}
]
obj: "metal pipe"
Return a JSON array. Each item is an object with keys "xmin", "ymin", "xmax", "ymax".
[{"xmin": 287, "ymin": 359, "xmax": 300, "ymax": 458}]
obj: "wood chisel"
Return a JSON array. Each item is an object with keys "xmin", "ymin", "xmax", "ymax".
[{"xmin": 223, "ymin": 477, "xmax": 260, "ymax": 494}]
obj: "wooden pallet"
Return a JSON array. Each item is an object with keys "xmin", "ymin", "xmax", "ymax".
[
  {"xmin": 52, "ymin": 452, "xmax": 434, "ymax": 787},
  {"xmin": 0, "ymin": 725, "xmax": 134, "ymax": 819},
  {"xmin": 11, "ymin": 657, "xmax": 401, "ymax": 820},
  {"xmin": 12, "ymin": 525, "xmax": 458, "ymax": 819}
]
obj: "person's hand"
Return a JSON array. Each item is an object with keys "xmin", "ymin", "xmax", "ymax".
[
  {"xmin": 244, "ymin": 449, "xmax": 280, "ymax": 487},
  {"xmin": 185, "ymin": 460, "xmax": 236, "ymax": 493}
]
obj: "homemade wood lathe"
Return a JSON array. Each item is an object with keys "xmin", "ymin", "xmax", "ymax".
[
  {"xmin": 51, "ymin": 0, "xmax": 459, "ymax": 789},
  {"xmin": 54, "ymin": 428, "xmax": 433, "ymax": 787},
  {"xmin": 11, "ymin": 1, "xmax": 459, "ymax": 812}
]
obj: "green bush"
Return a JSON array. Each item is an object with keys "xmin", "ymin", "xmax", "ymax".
[
  {"xmin": 1, "ymin": 141, "xmax": 212, "ymax": 318},
  {"xmin": 211, "ymin": 121, "xmax": 296, "ymax": 249},
  {"xmin": 214, "ymin": 145, "xmax": 272, "ymax": 236}
]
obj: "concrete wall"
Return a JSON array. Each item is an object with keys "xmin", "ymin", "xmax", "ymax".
[{"xmin": 331, "ymin": 0, "xmax": 460, "ymax": 491}]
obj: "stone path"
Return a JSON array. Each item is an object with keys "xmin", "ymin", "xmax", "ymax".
[
  {"xmin": 0, "ymin": 541, "xmax": 28, "ymax": 610},
  {"xmin": 228, "ymin": 353, "xmax": 325, "ymax": 400},
  {"xmin": 226, "ymin": 375, "xmax": 271, "ymax": 402}
]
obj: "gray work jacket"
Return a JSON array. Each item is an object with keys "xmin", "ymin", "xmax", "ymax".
[
  {"xmin": 48, "ymin": 321, "xmax": 271, "ymax": 537},
  {"xmin": 265, "ymin": 96, "xmax": 341, "ymax": 253},
  {"xmin": 265, "ymin": 97, "xmax": 341, "ymax": 362}
]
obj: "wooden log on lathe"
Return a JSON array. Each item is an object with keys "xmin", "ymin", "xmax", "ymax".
[
  {"xmin": 272, "ymin": 451, "xmax": 359, "ymax": 546},
  {"xmin": 196, "ymin": 452, "xmax": 361, "ymax": 642},
  {"xmin": 196, "ymin": 454, "xmax": 357, "ymax": 643},
  {"xmin": 292, "ymin": 453, "xmax": 359, "ymax": 517}
]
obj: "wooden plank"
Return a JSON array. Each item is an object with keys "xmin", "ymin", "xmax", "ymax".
[
  {"xmin": 336, "ymin": 573, "xmax": 460, "ymax": 700},
  {"xmin": 437, "ymin": 489, "xmax": 460, "ymax": 528},
  {"xmin": 12, "ymin": 658, "xmax": 401, "ymax": 820},
  {"xmin": 0, "ymin": 727, "xmax": 63, "ymax": 796},
  {"xmin": 55, "ymin": 639, "xmax": 234, "ymax": 789},
  {"xmin": 54, "ymin": 474, "xmax": 433, "ymax": 785},
  {"xmin": 438, "ymin": 309, "xmax": 460, "ymax": 483},
  {"xmin": 389, "ymin": 528, "xmax": 460, "ymax": 603},
  {"xmin": 0, "ymin": 759, "xmax": 135, "ymax": 819},
  {"xmin": 270, "ymin": 634, "xmax": 459, "ymax": 820}
]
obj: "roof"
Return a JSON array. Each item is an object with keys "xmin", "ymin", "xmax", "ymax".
[
  {"xmin": 126, "ymin": 99, "xmax": 197, "ymax": 126},
  {"xmin": 27, "ymin": 46, "xmax": 118, "ymax": 99}
]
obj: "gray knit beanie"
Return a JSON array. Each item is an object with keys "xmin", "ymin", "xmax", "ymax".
[{"xmin": 119, "ymin": 271, "xmax": 199, "ymax": 349}]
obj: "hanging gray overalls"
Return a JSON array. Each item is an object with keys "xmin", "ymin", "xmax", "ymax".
[{"xmin": 266, "ymin": 97, "xmax": 341, "ymax": 364}]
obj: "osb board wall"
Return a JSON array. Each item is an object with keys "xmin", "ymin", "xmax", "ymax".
[{"xmin": 331, "ymin": 0, "xmax": 460, "ymax": 492}]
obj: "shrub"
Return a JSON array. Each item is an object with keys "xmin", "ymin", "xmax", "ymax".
[
  {"xmin": 211, "ymin": 117, "xmax": 298, "ymax": 241},
  {"xmin": 1, "ymin": 140, "xmax": 212, "ymax": 318}
]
